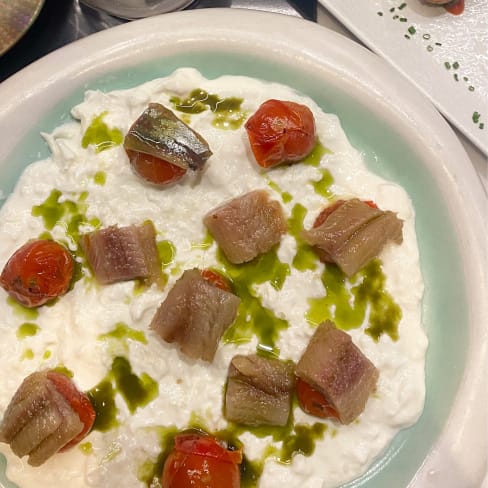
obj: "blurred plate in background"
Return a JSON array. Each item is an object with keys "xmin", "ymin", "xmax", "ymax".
[
  {"xmin": 319, "ymin": 0, "xmax": 488, "ymax": 156},
  {"xmin": 0, "ymin": 0, "xmax": 45, "ymax": 56}
]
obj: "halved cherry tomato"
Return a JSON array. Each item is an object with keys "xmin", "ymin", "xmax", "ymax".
[
  {"xmin": 201, "ymin": 269, "xmax": 232, "ymax": 293},
  {"xmin": 245, "ymin": 99, "xmax": 316, "ymax": 168},
  {"xmin": 126, "ymin": 149, "xmax": 187, "ymax": 186},
  {"xmin": 47, "ymin": 371, "xmax": 96, "ymax": 450},
  {"xmin": 0, "ymin": 239, "xmax": 74, "ymax": 308},
  {"xmin": 296, "ymin": 378, "xmax": 340, "ymax": 420},
  {"xmin": 162, "ymin": 432, "xmax": 242, "ymax": 488}
]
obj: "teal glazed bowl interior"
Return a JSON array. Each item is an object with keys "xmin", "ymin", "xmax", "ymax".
[{"xmin": 0, "ymin": 9, "xmax": 484, "ymax": 488}]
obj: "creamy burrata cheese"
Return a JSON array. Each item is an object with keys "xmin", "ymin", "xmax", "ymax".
[{"xmin": 0, "ymin": 68, "xmax": 427, "ymax": 488}]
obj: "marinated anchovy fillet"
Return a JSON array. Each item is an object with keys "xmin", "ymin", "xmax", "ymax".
[
  {"xmin": 150, "ymin": 269, "xmax": 240, "ymax": 362},
  {"xmin": 0, "ymin": 374, "xmax": 53, "ymax": 443},
  {"xmin": 9, "ymin": 402, "xmax": 63, "ymax": 459},
  {"xmin": 26, "ymin": 391, "xmax": 83, "ymax": 467},
  {"xmin": 124, "ymin": 103, "xmax": 213, "ymax": 171},
  {"xmin": 302, "ymin": 198, "xmax": 403, "ymax": 276},
  {"xmin": 0, "ymin": 371, "xmax": 90, "ymax": 466},
  {"xmin": 204, "ymin": 190, "xmax": 287, "ymax": 264},
  {"xmin": 224, "ymin": 354, "xmax": 295, "ymax": 427},
  {"xmin": 81, "ymin": 221, "xmax": 162, "ymax": 286},
  {"xmin": 296, "ymin": 321, "xmax": 378, "ymax": 425}
]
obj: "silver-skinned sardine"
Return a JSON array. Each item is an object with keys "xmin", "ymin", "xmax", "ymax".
[{"xmin": 124, "ymin": 103, "xmax": 212, "ymax": 171}]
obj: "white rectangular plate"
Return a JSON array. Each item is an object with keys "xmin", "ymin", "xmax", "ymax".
[{"xmin": 319, "ymin": 0, "xmax": 488, "ymax": 156}]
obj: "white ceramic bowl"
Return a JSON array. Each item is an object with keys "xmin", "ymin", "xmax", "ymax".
[{"xmin": 0, "ymin": 9, "xmax": 485, "ymax": 488}]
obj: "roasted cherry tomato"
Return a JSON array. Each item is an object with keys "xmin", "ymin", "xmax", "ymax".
[
  {"xmin": 47, "ymin": 371, "xmax": 96, "ymax": 450},
  {"xmin": 0, "ymin": 239, "xmax": 74, "ymax": 308},
  {"xmin": 162, "ymin": 432, "xmax": 242, "ymax": 488},
  {"xmin": 296, "ymin": 378, "xmax": 340, "ymax": 420},
  {"xmin": 245, "ymin": 99, "xmax": 316, "ymax": 168},
  {"xmin": 201, "ymin": 269, "xmax": 232, "ymax": 293},
  {"xmin": 126, "ymin": 149, "xmax": 187, "ymax": 186}
]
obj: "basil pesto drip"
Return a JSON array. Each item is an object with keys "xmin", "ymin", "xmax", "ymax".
[
  {"xmin": 93, "ymin": 170, "xmax": 106, "ymax": 186},
  {"xmin": 221, "ymin": 419, "xmax": 327, "ymax": 466},
  {"xmin": 81, "ymin": 111, "xmax": 123, "ymax": 153},
  {"xmin": 217, "ymin": 248, "xmax": 290, "ymax": 354},
  {"xmin": 98, "ymin": 322, "xmax": 147, "ymax": 355},
  {"xmin": 170, "ymin": 89, "xmax": 247, "ymax": 130},
  {"xmin": 21, "ymin": 349, "xmax": 34, "ymax": 360},
  {"xmin": 307, "ymin": 259, "xmax": 402, "ymax": 342},
  {"xmin": 157, "ymin": 239, "xmax": 176, "ymax": 267},
  {"xmin": 87, "ymin": 379, "xmax": 118, "ymax": 432},
  {"xmin": 303, "ymin": 141, "xmax": 334, "ymax": 197},
  {"xmin": 7, "ymin": 297, "xmax": 39, "ymax": 320},
  {"xmin": 311, "ymin": 168, "xmax": 334, "ymax": 198},
  {"xmin": 87, "ymin": 356, "xmax": 158, "ymax": 432},
  {"xmin": 266, "ymin": 141, "xmax": 334, "ymax": 202},
  {"xmin": 191, "ymin": 230, "xmax": 214, "ymax": 250},
  {"xmin": 79, "ymin": 442, "xmax": 93, "ymax": 455},
  {"xmin": 266, "ymin": 178, "xmax": 292, "ymax": 204},
  {"xmin": 16, "ymin": 322, "xmax": 40, "ymax": 340},
  {"xmin": 302, "ymin": 141, "xmax": 332, "ymax": 167},
  {"xmin": 31, "ymin": 189, "xmax": 101, "ymax": 249},
  {"xmin": 288, "ymin": 203, "xmax": 319, "ymax": 272},
  {"xmin": 157, "ymin": 239, "xmax": 176, "ymax": 288}
]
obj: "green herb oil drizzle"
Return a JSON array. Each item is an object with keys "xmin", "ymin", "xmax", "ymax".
[
  {"xmin": 156, "ymin": 239, "xmax": 176, "ymax": 288},
  {"xmin": 266, "ymin": 178, "xmax": 292, "ymax": 204},
  {"xmin": 81, "ymin": 112, "xmax": 123, "ymax": 153},
  {"xmin": 98, "ymin": 322, "xmax": 147, "ymax": 355},
  {"xmin": 302, "ymin": 141, "xmax": 331, "ymax": 167},
  {"xmin": 306, "ymin": 259, "xmax": 401, "ymax": 341},
  {"xmin": 217, "ymin": 248, "xmax": 290, "ymax": 354},
  {"xmin": 288, "ymin": 203, "xmax": 319, "ymax": 272},
  {"xmin": 170, "ymin": 89, "xmax": 247, "ymax": 130},
  {"xmin": 31, "ymin": 189, "xmax": 101, "ymax": 249},
  {"xmin": 87, "ymin": 356, "xmax": 159, "ymax": 432},
  {"xmin": 7, "ymin": 297, "xmax": 39, "ymax": 320},
  {"xmin": 16, "ymin": 322, "xmax": 40, "ymax": 340}
]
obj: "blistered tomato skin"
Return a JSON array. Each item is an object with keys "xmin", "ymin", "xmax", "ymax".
[
  {"xmin": 0, "ymin": 239, "xmax": 74, "ymax": 308},
  {"xmin": 245, "ymin": 99, "xmax": 316, "ymax": 168},
  {"xmin": 162, "ymin": 433, "xmax": 242, "ymax": 488},
  {"xmin": 126, "ymin": 149, "xmax": 187, "ymax": 186}
]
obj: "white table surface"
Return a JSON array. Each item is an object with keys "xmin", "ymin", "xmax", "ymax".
[{"xmin": 316, "ymin": 3, "xmax": 488, "ymax": 196}]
